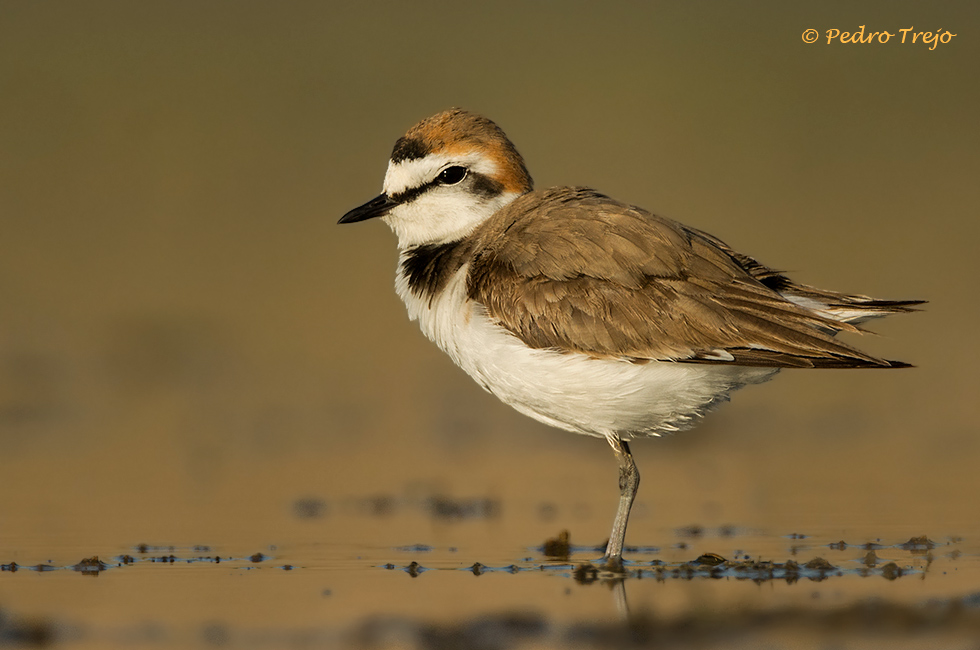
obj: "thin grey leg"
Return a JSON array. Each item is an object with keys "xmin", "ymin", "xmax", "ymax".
[{"xmin": 602, "ymin": 436, "xmax": 640, "ymax": 569}]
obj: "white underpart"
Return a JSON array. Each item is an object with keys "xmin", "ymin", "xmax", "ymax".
[
  {"xmin": 382, "ymin": 152, "xmax": 520, "ymax": 248},
  {"xmin": 396, "ymin": 260, "xmax": 778, "ymax": 440}
]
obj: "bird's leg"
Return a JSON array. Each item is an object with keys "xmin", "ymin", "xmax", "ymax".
[{"xmin": 602, "ymin": 436, "xmax": 640, "ymax": 570}]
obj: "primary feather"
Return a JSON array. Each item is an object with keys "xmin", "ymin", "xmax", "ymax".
[{"xmin": 466, "ymin": 187, "xmax": 919, "ymax": 369}]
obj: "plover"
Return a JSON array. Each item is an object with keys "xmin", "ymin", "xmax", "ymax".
[{"xmin": 339, "ymin": 108, "xmax": 921, "ymax": 568}]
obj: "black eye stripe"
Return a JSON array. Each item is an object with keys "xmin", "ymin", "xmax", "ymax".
[
  {"xmin": 389, "ymin": 181, "xmax": 433, "ymax": 205},
  {"xmin": 388, "ymin": 169, "xmax": 503, "ymax": 205},
  {"xmin": 470, "ymin": 173, "xmax": 503, "ymax": 199},
  {"xmin": 389, "ymin": 167, "xmax": 465, "ymax": 204}
]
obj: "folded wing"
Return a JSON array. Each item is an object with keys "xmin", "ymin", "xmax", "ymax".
[{"xmin": 467, "ymin": 187, "xmax": 917, "ymax": 368}]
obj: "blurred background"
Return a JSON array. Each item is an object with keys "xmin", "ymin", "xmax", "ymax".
[{"xmin": 1, "ymin": 0, "xmax": 978, "ymax": 642}]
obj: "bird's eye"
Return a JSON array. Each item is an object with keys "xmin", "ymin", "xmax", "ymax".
[{"xmin": 437, "ymin": 166, "xmax": 467, "ymax": 185}]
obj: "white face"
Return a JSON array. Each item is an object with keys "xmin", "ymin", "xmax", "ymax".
[{"xmin": 380, "ymin": 151, "xmax": 520, "ymax": 248}]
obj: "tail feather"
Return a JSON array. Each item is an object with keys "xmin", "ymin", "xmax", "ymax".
[
  {"xmin": 719, "ymin": 245, "xmax": 925, "ymax": 322},
  {"xmin": 689, "ymin": 228, "xmax": 925, "ymax": 322},
  {"xmin": 686, "ymin": 227, "xmax": 923, "ymax": 368},
  {"xmin": 779, "ymin": 287, "xmax": 925, "ymax": 324}
]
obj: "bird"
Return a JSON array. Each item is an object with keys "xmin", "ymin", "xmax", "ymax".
[{"xmin": 338, "ymin": 108, "xmax": 921, "ymax": 569}]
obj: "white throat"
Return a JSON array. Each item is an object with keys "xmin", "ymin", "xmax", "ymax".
[{"xmin": 383, "ymin": 190, "xmax": 520, "ymax": 249}]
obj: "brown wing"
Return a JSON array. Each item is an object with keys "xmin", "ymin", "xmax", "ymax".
[
  {"xmin": 687, "ymin": 227, "xmax": 925, "ymax": 322},
  {"xmin": 466, "ymin": 187, "xmax": 902, "ymax": 368}
]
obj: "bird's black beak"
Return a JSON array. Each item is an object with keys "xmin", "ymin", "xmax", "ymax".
[{"xmin": 338, "ymin": 194, "xmax": 394, "ymax": 224}]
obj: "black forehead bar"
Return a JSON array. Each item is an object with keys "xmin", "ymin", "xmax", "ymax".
[{"xmin": 391, "ymin": 136, "xmax": 431, "ymax": 163}]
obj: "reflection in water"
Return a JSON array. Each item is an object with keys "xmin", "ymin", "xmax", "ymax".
[{"xmin": 611, "ymin": 578, "xmax": 629, "ymax": 620}]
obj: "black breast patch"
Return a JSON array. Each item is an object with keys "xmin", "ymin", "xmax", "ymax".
[{"xmin": 400, "ymin": 241, "xmax": 471, "ymax": 304}]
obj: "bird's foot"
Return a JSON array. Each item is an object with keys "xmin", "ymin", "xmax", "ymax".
[{"xmin": 598, "ymin": 554, "xmax": 626, "ymax": 574}]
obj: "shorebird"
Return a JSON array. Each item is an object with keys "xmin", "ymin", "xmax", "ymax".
[{"xmin": 339, "ymin": 108, "xmax": 920, "ymax": 568}]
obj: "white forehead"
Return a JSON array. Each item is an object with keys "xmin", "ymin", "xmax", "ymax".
[{"xmin": 382, "ymin": 151, "xmax": 499, "ymax": 196}]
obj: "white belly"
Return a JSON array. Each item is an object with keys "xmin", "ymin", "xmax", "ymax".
[{"xmin": 396, "ymin": 264, "xmax": 777, "ymax": 439}]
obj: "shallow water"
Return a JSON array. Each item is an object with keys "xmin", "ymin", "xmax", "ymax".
[
  {"xmin": 3, "ymin": 436, "xmax": 980, "ymax": 649},
  {"xmin": 2, "ymin": 1, "xmax": 979, "ymax": 648},
  {"xmin": 2, "ymin": 524, "xmax": 980, "ymax": 649}
]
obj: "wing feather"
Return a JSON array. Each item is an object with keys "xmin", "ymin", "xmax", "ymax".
[{"xmin": 466, "ymin": 187, "xmax": 905, "ymax": 368}]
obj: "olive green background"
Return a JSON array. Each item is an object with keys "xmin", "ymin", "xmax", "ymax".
[{"xmin": 1, "ymin": 0, "xmax": 978, "ymax": 643}]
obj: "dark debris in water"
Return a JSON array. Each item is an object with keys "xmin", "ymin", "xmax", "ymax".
[
  {"xmin": 542, "ymin": 530, "xmax": 571, "ymax": 560},
  {"xmin": 376, "ymin": 551, "xmax": 918, "ymax": 584},
  {"xmin": 901, "ymin": 535, "xmax": 938, "ymax": 553},
  {"xmin": 537, "ymin": 530, "xmax": 614, "ymax": 559},
  {"xmin": 573, "ymin": 563, "xmax": 600, "ymax": 585},
  {"xmin": 880, "ymin": 562, "xmax": 904, "ymax": 580},
  {"xmin": 0, "ymin": 533, "xmax": 950, "ymax": 582},
  {"xmin": 785, "ymin": 534, "xmax": 955, "ymax": 555},
  {"xmin": 405, "ymin": 561, "xmax": 424, "ymax": 578},
  {"xmin": 71, "ymin": 556, "xmax": 108, "ymax": 575},
  {"xmin": 565, "ymin": 555, "xmax": 851, "ymax": 584},
  {"xmin": 0, "ymin": 546, "xmax": 286, "ymax": 574},
  {"xmin": 804, "ymin": 557, "xmax": 834, "ymax": 571},
  {"xmin": 695, "ymin": 553, "xmax": 726, "ymax": 566}
]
